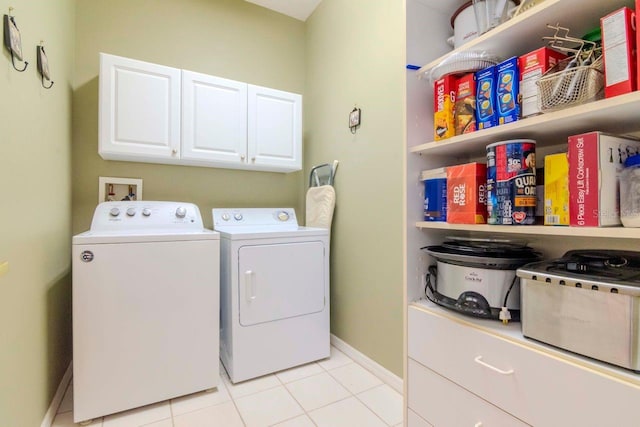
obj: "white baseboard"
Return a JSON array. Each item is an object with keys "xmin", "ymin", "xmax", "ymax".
[
  {"xmin": 41, "ymin": 361, "xmax": 72, "ymax": 427},
  {"xmin": 330, "ymin": 334, "xmax": 403, "ymax": 393}
]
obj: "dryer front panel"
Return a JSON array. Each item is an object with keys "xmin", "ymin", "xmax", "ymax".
[{"xmin": 238, "ymin": 241, "xmax": 325, "ymax": 326}]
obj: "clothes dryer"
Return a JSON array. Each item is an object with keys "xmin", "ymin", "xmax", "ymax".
[
  {"xmin": 72, "ymin": 201, "xmax": 219, "ymax": 423},
  {"xmin": 213, "ymin": 208, "xmax": 329, "ymax": 383}
]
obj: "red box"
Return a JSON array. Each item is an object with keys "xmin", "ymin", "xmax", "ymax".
[
  {"xmin": 602, "ymin": 7, "xmax": 637, "ymax": 98},
  {"xmin": 433, "ymin": 75, "xmax": 457, "ymax": 140},
  {"xmin": 568, "ymin": 132, "xmax": 640, "ymax": 226},
  {"xmin": 518, "ymin": 47, "xmax": 566, "ymax": 117},
  {"xmin": 446, "ymin": 162, "xmax": 487, "ymax": 224},
  {"xmin": 454, "ymin": 73, "xmax": 476, "ymax": 135}
]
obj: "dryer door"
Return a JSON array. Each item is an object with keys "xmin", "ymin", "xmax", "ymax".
[{"xmin": 238, "ymin": 241, "xmax": 325, "ymax": 326}]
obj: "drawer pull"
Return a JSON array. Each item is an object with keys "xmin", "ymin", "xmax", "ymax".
[{"xmin": 474, "ymin": 356, "xmax": 514, "ymax": 375}]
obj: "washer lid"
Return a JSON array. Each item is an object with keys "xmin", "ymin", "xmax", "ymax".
[{"xmin": 73, "ymin": 229, "xmax": 219, "ymax": 244}]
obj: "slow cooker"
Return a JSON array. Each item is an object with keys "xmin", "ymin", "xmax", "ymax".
[{"xmin": 422, "ymin": 237, "xmax": 541, "ymax": 321}]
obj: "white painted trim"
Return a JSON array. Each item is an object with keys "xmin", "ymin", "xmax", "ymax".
[
  {"xmin": 41, "ymin": 361, "xmax": 72, "ymax": 427},
  {"xmin": 330, "ymin": 334, "xmax": 403, "ymax": 394}
]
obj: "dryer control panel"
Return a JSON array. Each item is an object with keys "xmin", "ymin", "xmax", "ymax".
[
  {"xmin": 90, "ymin": 201, "xmax": 204, "ymax": 231},
  {"xmin": 212, "ymin": 208, "xmax": 298, "ymax": 228}
]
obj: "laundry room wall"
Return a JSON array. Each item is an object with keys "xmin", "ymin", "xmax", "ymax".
[
  {"xmin": 0, "ymin": 0, "xmax": 75, "ymax": 425},
  {"xmin": 304, "ymin": 0, "xmax": 405, "ymax": 375},
  {"xmin": 72, "ymin": 0, "xmax": 307, "ymax": 234}
]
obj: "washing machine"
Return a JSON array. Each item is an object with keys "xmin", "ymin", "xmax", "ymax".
[
  {"xmin": 213, "ymin": 208, "xmax": 329, "ymax": 383},
  {"xmin": 72, "ymin": 201, "xmax": 220, "ymax": 423}
]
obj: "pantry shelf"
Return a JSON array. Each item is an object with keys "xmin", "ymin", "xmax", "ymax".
[
  {"xmin": 410, "ymin": 91, "xmax": 640, "ymax": 158},
  {"xmin": 415, "ymin": 221, "xmax": 640, "ymax": 239},
  {"xmin": 417, "ymin": 0, "xmax": 621, "ymax": 78}
]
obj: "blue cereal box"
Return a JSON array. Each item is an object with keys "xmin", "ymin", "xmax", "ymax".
[
  {"xmin": 496, "ymin": 57, "xmax": 520, "ymax": 125},
  {"xmin": 475, "ymin": 66, "xmax": 497, "ymax": 130},
  {"xmin": 421, "ymin": 168, "xmax": 447, "ymax": 221}
]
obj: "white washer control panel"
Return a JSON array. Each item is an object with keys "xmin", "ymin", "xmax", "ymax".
[
  {"xmin": 90, "ymin": 201, "xmax": 205, "ymax": 232},
  {"xmin": 212, "ymin": 208, "xmax": 298, "ymax": 228}
]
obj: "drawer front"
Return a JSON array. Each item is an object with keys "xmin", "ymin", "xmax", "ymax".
[
  {"xmin": 408, "ymin": 409, "xmax": 434, "ymax": 427},
  {"xmin": 408, "ymin": 359, "xmax": 528, "ymax": 427},
  {"xmin": 408, "ymin": 306, "xmax": 640, "ymax": 426}
]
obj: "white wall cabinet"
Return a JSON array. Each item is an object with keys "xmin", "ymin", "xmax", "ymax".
[
  {"xmin": 99, "ymin": 54, "xmax": 182, "ymax": 163},
  {"xmin": 405, "ymin": 0, "xmax": 640, "ymax": 425},
  {"xmin": 99, "ymin": 53, "xmax": 302, "ymax": 172}
]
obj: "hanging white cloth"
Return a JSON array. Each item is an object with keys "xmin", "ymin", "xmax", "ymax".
[{"xmin": 305, "ymin": 185, "xmax": 336, "ymax": 229}]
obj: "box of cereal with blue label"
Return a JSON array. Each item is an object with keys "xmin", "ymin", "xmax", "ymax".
[
  {"xmin": 475, "ymin": 66, "xmax": 497, "ymax": 130},
  {"xmin": 496, "ymin": 57, "xmax": 520, "ymax": 125}
]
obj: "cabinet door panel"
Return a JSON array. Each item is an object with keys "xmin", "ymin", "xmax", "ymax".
[
  {"xmin": 99, "ymin": 53, "xmax": 181, "ymax": 162},
  {"xmin": 408, "ymin": 306, "xmax": 640, "ymax": 426},
  {"xmin": 248, "ymin": 85, "xmax": 302, "ymax": 171},
  {"xmin": 408, "ymin": 359, "xmax": 528, "ymax": 427},
  {"xmin": 182, "ymin": 71, "xmax": 247, "ymax": 164}
]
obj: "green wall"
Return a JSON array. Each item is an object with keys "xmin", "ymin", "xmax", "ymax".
[
  {"xmin": 305, "ymin": 0, "xmax": 405, "ymax": 375},
  {"xmin": 72, "ymin": 0, "xmax": 307, "ymax": 234},
  {"xmin": 0, "ymin": 0, "xmax": 75, "ymax": 426}
]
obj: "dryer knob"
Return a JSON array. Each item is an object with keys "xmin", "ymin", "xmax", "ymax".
[
  {"xmin": 221, "ymin": 213, "xmax": 230, "ymax": 221},
  {"xmin": 175, "ymin": 207, "xmax": 187, "ymax": 218},
  {"xmin": 277, "ymin": 211, "xmax": 290, "ymax": 221},
  {"xmin": 109, "ymin": 207, "xmax": 120, "ymax": 217},
  {"xmin": 142, "ymin": 208, "xmax": 151, "ymax": 217},
  {"xmin": 126, "ymin": 208, "xmax": 136, "ymax": 217},
  {"xmin": 234, "ymin": 213, "xmax": 243, "ymax": 221}
]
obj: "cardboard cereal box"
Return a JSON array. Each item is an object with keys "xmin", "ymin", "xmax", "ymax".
[
  {"xmin": 434, "ymin": 75, "xmax": 456, "ymax": 140},
  {"xmin": 544, "ymin": 153, "xmax": 569, "ymax": 226},
  {"xmin": 519, "ymin": 47, "xmax": 567, "ymax": 117},
  {"xmin": 454, "ymin": 73, "xmax": 476, "ymax": 135},
  {"xmin": 475, "ymin": 66, "xmax": 497, "ymax": 130}
]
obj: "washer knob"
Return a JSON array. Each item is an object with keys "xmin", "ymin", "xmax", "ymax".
[
  {"xmin": 126, "ymin": 208, "xmax": 136, "ymax": 217},
  {"xmin": 175, "ymin": 207, "xmax": 187, "ymax": 218},
  {"xmin": 142, "ymin": 208, "xmax": 151, "ymax": 217},
  {"xmin": 109, "ymin": 207, "xmax": 120, "ymax": 217},
  {"xmin": 234, "ymin": 213, "xmax": 243, "ymax": 221},
  {"xmin": 221, "ymin": 213, "xmax": 231, "ymax": 221},
  {"xmin": 277, "ymin": 211, "xmax": 290, "ymax": 221}
]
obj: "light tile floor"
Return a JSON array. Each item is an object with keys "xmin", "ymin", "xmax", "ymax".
[{"xmin": 52, "ymin": 346, "xmax": 403, "ymax": 427}]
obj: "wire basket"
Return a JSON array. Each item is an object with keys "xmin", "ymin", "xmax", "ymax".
[{"xmin": 536, "ymin": 56, "xmax": 604, "ymax": 112}]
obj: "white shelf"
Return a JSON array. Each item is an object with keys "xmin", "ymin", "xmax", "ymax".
[
  {"xmin": 415, "ymin": 221, "xmax": 640, "ymax": 239},
  {"xmin": 410, "ymin": 91, "xmax": 640, "ymax": 158},
  {"xmin": 417, "ymin": 0, "xmax": 630, "ymax": 78}
]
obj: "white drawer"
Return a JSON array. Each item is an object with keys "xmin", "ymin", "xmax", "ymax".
[
  {"xmin": 408, "ymin": 409, "xmax": 433, "ymax": 427},
  {"xmin": 408, "ymin": 358, "xmax": 528, "ymax": 427},
  {"xmin": 408, "ymin": 306, "xmax": 640, "ymax": 426}
]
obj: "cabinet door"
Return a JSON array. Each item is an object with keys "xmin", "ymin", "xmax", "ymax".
[
  {"xmin": 248, "ymin": 85, "xmax": 302, "ymax": 172},
  {"xmin": 182, "ymin": 70, "xmax": 248, "ymax": 165},
  {"xmin": 99, "ymin": 53, "xmax": 181, "ymax": 162}
]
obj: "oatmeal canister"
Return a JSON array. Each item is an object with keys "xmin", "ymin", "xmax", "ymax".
[{"xmin": 486, "ymin": 139, "xmax": 537, "ymax": 225}]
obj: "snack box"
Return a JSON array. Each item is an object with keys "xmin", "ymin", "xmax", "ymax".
[
  {"xmin": 421, "ymin": 167, "xmax": 447, "ymax": 221},
  {"xmin": 475, "ymin": 66, "xmax": 497, "ymax": 130},
  {"xmin": 454, "ymin": 73, "xmax": 476, "ymax": 135},
  {"xmin": 446, "ymin": 162, "xmax": 487, "ymax": 224},
  {"xmin": 434, "ymin": 75, "xmax": 456, "ymax": 140},
  {"xmin": 544, "ymin": 153, "xmax": 569, "ymax": 226},
  {"xmin": 568, "ymin": 132, "xmax": 640, "ymax": 226},
  {"xmin": 602, "ymin": 7, "xmax": 637, "ymax": 98},
  {"xmin": 496, "ymin": 57, "xmax": 520, "ymax": 125},
  {"xmin": 518, "ymin": 47, "xmax": 567, "ymax": 118}
]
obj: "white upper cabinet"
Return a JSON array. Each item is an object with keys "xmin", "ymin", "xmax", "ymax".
[
  {"xmin": 181, "ymin": 71, "xmax": 248, "ymax": 165},
  {"xmin": 99, "ymin": 53, "xmax": 181, "ymax": 163},
  {"xmin": 248, "ymin": 85, "xmax": 302, "ymax": 172},
  {"xmin": 98, "ymin": 53, "xmax": 302, "ymax": 172}
]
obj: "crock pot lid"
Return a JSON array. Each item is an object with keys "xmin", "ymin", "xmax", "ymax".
[{"xmin": 423, "ymin": 245, "xmax": 541, "ymax": 266}]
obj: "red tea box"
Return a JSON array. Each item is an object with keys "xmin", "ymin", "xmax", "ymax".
[
  {"xmin": 454, "ymin": 73, "xmax": 476, "ymax": 135},
  {"xmin": 518, "ymin": 47, "xmax": 567, "ymax": 117},
  {"xmin": 434, "ymin": 75, "xmax": 457, "ymax": 140},
  {"xmin": 568, "ymin": 132, "xmax": 640, "ymax": 226},
  {"xmin": 602, "ymin": 7, "xmax": 637, "ymax": 98},
  {"xmin": 446, "ymin": 162, "xmax": 487, "ymax": 224}
]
